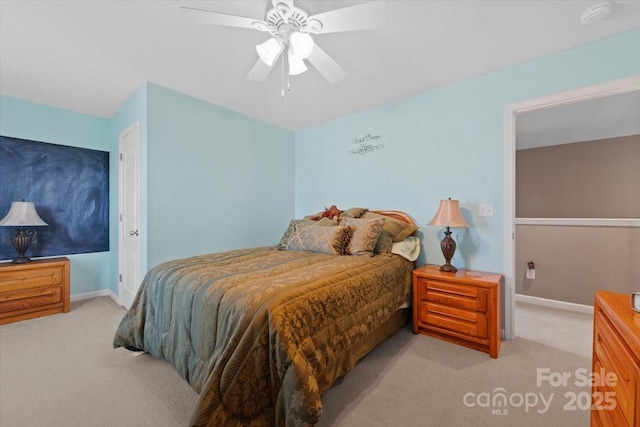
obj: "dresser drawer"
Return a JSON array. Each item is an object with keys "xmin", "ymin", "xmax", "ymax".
[
  {"xmin": 591, "ymin": 357, "xmax": 632, "ymax": 427},
  {"xmin": 417, "ymin": 278, "xmax": 488, "ymax": 313},
  {"xmin": 417, "ymin": 300, "xmax": 488, "ymax": 339},
  {"xmin": 591, "ymin": 292, "xmax": 640, "ymax": 427},
  {"xmin": 593, "ymin": 312, "xmax": 637, "ymax": 425}
]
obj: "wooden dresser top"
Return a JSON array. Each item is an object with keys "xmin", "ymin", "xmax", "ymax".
[{"xmin": 414, "ymin": 264, "xmax": 502, "ymax": 287}]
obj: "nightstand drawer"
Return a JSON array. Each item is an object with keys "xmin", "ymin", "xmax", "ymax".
[
  {"xmin": 417, "ymin": 278, "xmax": 487, "ymax": 313},
  {"xmin": 0, "ymin": 266, "xmax": 63, "ymax": 292},
  {"xmin": 417, "ymin": 301, "xmax": 488, "ymax": 338},
  {"xmin": 0, "ymin": 286, "xmax": 63, "ymax": 314},
  {"xmin": 0, "ymin": 258, "xmax": 70, "ymax": 325}
]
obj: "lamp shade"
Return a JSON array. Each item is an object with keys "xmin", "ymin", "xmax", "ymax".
[
  {"xmin": 428, "ymin": 199, "xmax": 468, "ymax": 228},
  {"xmin": 288, "ymin": 54, "xmax": 307, "ymax": 75},
  {"xmin": 289, "ymin": 32, "xmax": 314, "ymax": 59},
  {"xmin": 256, "ymin": 38, "xmax": 283, "ymax": 66},
  {"xmin": 0, "ymin": 201, "xmax": 48, "ymax": 226}
]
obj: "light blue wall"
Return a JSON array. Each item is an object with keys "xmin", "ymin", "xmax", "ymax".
[
  {"xmin": 146, "ymin": 83, "xmax": 295, "ymax": 269},
  {"xmin": 0, "ymin": 95, "xmax": 114, "ymax": 295},
  {"xmin": 0, "ymin": 83, "xmax": 295, "ymax": 299},
  {"xmin": 2, "ymin": 29, "xmax": 637, "ymax": 302},
  {"xmin": 108, "ymin": 84, "xmax": 148, "ymax": 293},
  {"xmin": 294, "ymin": 29, "xmax": 640, "ymax": 274},
  {"xmin": 110, "ymin": 82, "xmax": 296, "ymax": 288}
]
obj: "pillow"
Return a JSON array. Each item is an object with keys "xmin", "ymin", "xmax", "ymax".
[
  {"xmin": 283, "ymin": 224, "xmax": 351, "ymax": 255},
  {"xmin": 340, "ymin": 217, "xmax": 385, "ymax": 256},
  {"xmin": 278, "ymin": 220, "xmax": 304, "ymax": 249},
  {"xmin": 391, "ymin": 236, "xmax": 421, "ymax": 261},
  {"xmin": 315, "ymin": 217, "xmax": 338, "ymax": 227},
  {"xmin": 360, "ymin": 211, "xmax": 418, "ymax": 242},
  {"xmin": 278, "ymin": 218, "xmax": 337, "ymax": 249},
  {"xmin": 374, "ymin": 230, "xmax": 394, "ymax": 254},
  {"xmin": 341, "ymin": 207, "xmax": 368, "ymax": 219}
]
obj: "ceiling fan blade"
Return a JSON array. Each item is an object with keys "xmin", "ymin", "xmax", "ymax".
[
  {"xmin": 306, "ymin": 0, "xmax": 387, "ymax": 34},
  {"xmin": 247, "ymin": 58, "xmax": 276, "ymax": 81},
  {"xmin": 306, "ymin": 45, "xmax": 347, "ymax": 85},
  {"xmin": 181, "ymin": 7, "xmax": 267, "ymax": 30}
]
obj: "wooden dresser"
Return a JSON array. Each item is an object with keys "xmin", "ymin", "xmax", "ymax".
[
  {"xmin": 412, "ymin": 265, "xmax": 502, "ymax": 358},
  {"xmin": 0, "ymin": 257, "xmax": 70, "ymax": 325},
  {"xmin": 591, "ymin": 291, "xmax": 640, "ymax": 427}
]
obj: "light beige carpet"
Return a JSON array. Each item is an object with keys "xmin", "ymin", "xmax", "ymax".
[{"xmin": 0, "ymin": 297, "xmax": 593, "ymax": 426}]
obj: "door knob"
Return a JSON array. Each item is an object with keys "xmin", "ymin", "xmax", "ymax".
[{"xmin": 129, "ymin": 230, "xmax": 139, "ymax": 236}]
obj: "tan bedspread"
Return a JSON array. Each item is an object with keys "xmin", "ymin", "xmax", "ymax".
[{"xmin": 113, "ymin": 247, "xmax": 413, "ymax": 426}]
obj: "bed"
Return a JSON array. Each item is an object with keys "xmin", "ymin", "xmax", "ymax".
[{"xmin": 113, "ymin": 210, "xmax": 418, "ymax": 427}]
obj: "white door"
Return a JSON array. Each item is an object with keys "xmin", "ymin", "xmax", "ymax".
[{"xmin": 119, "ymin": 122, "xmax": 141, "ymax": 309}]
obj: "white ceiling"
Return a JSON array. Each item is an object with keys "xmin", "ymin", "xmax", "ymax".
[
  {"xmin": 1, "ymin": 0, "xmax": 639, "ymax": 131},
  {"xmin": 516, "ymin": 89, "xmax": 640, "ymax": 149}
]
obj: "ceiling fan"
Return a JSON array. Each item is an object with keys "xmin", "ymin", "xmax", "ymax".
[{"xmin": 181, "ymin": 0, "xmax": 387, "ymax": 85}]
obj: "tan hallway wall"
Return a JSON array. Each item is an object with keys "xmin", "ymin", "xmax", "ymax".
[{"xmin": 515, "ymin": 135, "xmax": 640, "ymax": 304}]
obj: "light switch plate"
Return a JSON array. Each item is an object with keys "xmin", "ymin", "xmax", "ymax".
[
  {"xmin": 526, "ymin": 268, "xmax": 536, "ymax": 280},
  {"xmin": 479, "ymin": 203, "xmax": 494, "ymax": 217}
]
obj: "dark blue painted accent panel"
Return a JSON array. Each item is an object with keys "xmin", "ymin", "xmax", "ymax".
[{"xmin": 0, "ymin": 136, "xmax": 109, "ymax": 260}]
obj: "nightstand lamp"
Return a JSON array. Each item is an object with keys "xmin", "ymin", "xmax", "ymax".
[
  {"xmin": 428, "ymin": 198, "xmax": 468, "ymax": 272},
  {"xmin": 0, "ymin": 201, "xmax": 48, "ymax": 264}
]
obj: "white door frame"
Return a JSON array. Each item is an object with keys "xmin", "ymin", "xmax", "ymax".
[
  {"xmin": 503, "ymin": 74, "xmax": 640, "ymax": 340},
  {"xmin": 118, "ymin": 121, "xmax": 141, "ymax": 308}
]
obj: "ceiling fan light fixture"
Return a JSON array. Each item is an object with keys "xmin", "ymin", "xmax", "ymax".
[
  {"xmin": 256, "ymin": 38, "xmax": 283, "ymax": 66},
  {"xmin": 289, "ymin": 32, "xmax": 314, "ymax": 59},
  {"xmin": 288, "ymin": 54, "xmax": 307, "ymax": 75}
]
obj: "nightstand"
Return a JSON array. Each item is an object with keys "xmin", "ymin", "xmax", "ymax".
[
  {"xmin": 0, "ymin": 257, "xmax": 70, "ymax": 324},
  {"xmin": 412, "ymin": 265, "xmax": 502, "ymax": 358}
]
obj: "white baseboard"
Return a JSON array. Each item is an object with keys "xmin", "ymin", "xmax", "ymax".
[
  {"xmin": 71, "ymin": 289, "xmax": 120, "ymax": 306},
  {"xmin": 515, "ymin": 294, "xmax": 593, "ymax": 314}
]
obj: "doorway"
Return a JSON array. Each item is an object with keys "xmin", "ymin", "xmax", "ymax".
[{"xmin": 503, "ymin": 74, "xmax": 640, "ymax": 340}]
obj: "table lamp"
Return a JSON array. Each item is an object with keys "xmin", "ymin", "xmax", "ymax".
[
  {"xmin": 428, "ymin": 198, "xmax": 469, "ymax": 272},
  {"xmin": 0, "ymin": 201, "xmax": 48, "ymax": 263}
]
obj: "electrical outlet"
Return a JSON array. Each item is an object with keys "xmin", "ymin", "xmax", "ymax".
[
  {"xmin": 526, "ymin": 268, "xmax": 536, "ymax": 280},
  {"xmin": 479, "ymin": 203, "xmax": 494, "ymax": 217}
]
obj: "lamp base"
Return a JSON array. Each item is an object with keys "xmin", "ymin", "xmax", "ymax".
[
  {"xmin": 439, "ymin": 228, "xmax": 458, "ymax": 273},
  {"xmin": 8, "ymin": 228, "xmax": 35, "ymax": 264},
  {"xmin": 439, "ymin": 263, "xmax": 457, "ymax": 273}
]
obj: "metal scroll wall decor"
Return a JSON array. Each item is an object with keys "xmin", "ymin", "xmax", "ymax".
[{"xmin": 348, "ymin": 132, "xmax": 384, "ymax": 156}]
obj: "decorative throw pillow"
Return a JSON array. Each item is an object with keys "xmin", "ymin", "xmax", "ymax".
[
  {"xmin": 283, "ymin": 224, "xmax": 351, "ymax": 255},
  {"xmin": 278, "ymin": 218, "xmax": 338, "ymax": 249},
  {"xmin": 278, "ymin": 220, "xmax": 304, "ymax": 249},
  {"xmin": 374, "ymin": 230, "xmax": 394, "ymax": 254},
  {"xmin": 340, "ymin": 217, "xmax": 385, "ymax": 256},
  {"xmin": 361, "ymin": 211, "xmax": 418, "ymax": 242},
  {"xmin": 315, "ymin": 217, "xmax": 339, "ymax": 227},
  {"xmin": 341, "ymin": 207, "xmax": 368, "ymax": 219}
]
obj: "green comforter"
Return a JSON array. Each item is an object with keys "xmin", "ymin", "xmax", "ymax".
[{"xmin": 113, "ymin": 247, "xmax": 412, "ymax": 426}]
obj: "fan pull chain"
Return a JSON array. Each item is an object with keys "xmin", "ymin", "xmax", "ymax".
[
  {"xmin": 287, "ymin": 56, "xmax": 291, "ymax": 92},
  {"xmin": 281, "ymin": 53, "xmax": 285, "ymax": 97}
]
